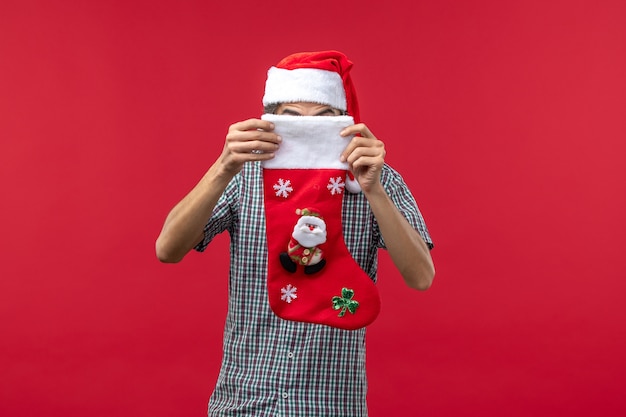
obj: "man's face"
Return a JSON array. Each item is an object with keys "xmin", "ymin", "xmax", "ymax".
[{"xmin": 276, "ymin": 102, "xmax": 344, "ymax": 117}]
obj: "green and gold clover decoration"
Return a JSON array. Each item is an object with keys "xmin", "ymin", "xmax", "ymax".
[{"xmin": 331, "ymin": 288, "xmax": 360, "ymax": 317}]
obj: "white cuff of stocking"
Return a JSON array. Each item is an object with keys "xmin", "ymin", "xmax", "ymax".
[{"xmin": 261, "ymin": 114, "xmax": 354, "ymax": 170}]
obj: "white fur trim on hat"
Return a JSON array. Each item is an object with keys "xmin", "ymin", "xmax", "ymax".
[{"xmin": 262, "ymin": 67, "xmax": 347, "ymax": 110}]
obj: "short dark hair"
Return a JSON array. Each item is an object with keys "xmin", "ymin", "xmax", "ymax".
[{"xmin": 264, "ymin": 103, "xmax": 279, "ymax": 114}]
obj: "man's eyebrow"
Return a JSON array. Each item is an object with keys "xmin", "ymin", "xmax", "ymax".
[
  {"xmin": 314, "ymin": 108, "xmax": 338, "ymax": 116},
  {"xmin": 280, "ymin": 109, "xmax": 302, "ymax": 116}
]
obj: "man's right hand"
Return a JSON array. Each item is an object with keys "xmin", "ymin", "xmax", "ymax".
[
  {"xmin": 219, "ymin": 118, "xmax": 281, "ymax": 176},
  {"xmin": 156, "ymin": 118, "xmax": 280, "ymax": 263}
]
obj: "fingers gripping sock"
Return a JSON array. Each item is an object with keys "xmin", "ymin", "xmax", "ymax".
[{"xmin": 261, "ymin": 114, "xmax": 380, "ymax": 330}]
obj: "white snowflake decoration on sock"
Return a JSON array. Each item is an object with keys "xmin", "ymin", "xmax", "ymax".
[
  {"xmin": 327, "ymin": 176, "xmax": 345, "ymax": 195},
  {"xmin": 273, "ymin": 178, "xmax": 293, "ymax": 198},
  {"xmin": 281, "ymin": 284, "xmax": 298, "ymax": 304}
]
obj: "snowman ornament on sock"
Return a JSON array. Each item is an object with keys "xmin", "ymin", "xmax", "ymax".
[{"xmin": 280, "ymin": 207, "xmax": 327, "ymax": 275}]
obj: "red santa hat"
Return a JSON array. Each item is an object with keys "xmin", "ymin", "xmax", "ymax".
[{"xmin": 262, "ymin": 50, "xmax": 360, "ymax": 123}]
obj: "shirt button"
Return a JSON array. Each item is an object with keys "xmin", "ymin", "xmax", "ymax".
[
  {"xmin": 302, "ymin": 256, "xmax": 308, "ymax": 263},
  {"xmin": 287, "ymin": 352, "xmax": 294, "ymax": 359},
  {"xmin": 282, "ymin": 392, "xmax": 289, "ymax": 399},
  {"xmin": 303, "ymin": 249, "xmax": 310, "ymax": 255}
]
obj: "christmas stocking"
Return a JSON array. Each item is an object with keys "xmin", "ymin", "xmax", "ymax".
[{"xmin": 261, "ymin": 114, "xmax": 380, "ymax": 330}]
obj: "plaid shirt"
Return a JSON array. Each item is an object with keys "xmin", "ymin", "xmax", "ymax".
[{"xmin": 196, "ymin": 162, "xmax": 432, "ymax": 417}]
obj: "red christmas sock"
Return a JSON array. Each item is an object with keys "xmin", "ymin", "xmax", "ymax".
[{"xmin": 261, "ymin": 114, "xmax": 380, "ymax": 330}]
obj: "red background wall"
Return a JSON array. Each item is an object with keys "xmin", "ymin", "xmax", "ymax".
[{"xmin": 1, "ymin": 1, "xmax": 625, "ymax": 416}]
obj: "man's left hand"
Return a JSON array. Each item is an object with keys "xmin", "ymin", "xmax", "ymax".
[{"xmin": 340, "ymin": 123, "xmax": 386, "ymax": 193}]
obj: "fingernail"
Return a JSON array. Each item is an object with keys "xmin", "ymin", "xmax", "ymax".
[{"xmin": 276, "ymin": 135, "xmax": 282, "ymax": 142}]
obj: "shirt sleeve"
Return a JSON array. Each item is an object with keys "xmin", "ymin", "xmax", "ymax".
[
  {"xmin": 376, "ymin": 165, "xmax": 434, "ymax": 250},
  {"xmin": 194, "ymin": 174, "xmax": 240, "ymax": 253}
]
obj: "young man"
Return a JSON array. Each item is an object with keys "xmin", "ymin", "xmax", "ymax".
[{"xmin": 156, "ymin": 51, "xmax": 434, "ymax": 416}]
